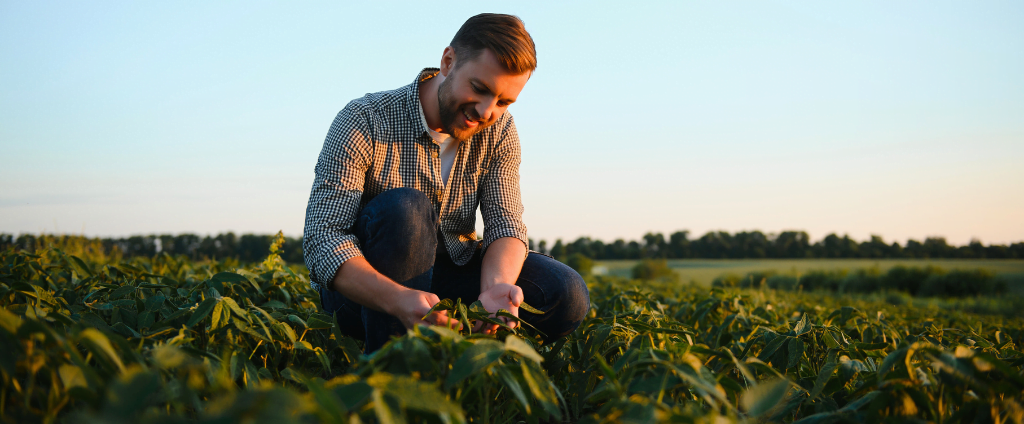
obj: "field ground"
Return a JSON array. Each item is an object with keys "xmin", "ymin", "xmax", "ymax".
[{"xmin": 593, "ymin": 258, "xmax": 1024, "ymax": 292}]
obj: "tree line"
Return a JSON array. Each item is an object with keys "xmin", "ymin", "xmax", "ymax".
[
  {"xmin": 3, "ymin": 230, "xmax": 1022, "ymax": 264},
  {"xmin": 531, "ymin": 230, "xmax": 1024, "ymax": 261},
  {"xmin": 0, "ymin": 233, "xmax": 305, "ymax": 264}
]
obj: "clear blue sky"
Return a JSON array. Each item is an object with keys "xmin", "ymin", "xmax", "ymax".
[{"xmin": 2, "ymin": 1, "xmax": 1022, "ymax": 245}]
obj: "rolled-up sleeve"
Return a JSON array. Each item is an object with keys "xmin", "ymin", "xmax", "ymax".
[
  {"xmin": 303, "ymin": 104, "xmax": 372, "ymax": 292},
  {"xmin": 479, "ymin": 115, "xmax": 529, "ymax": 255}
]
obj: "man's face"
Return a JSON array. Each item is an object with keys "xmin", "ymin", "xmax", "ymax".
[{"xmin": 437, "ymin": 48, "xmax": 531, "ymax": 142}]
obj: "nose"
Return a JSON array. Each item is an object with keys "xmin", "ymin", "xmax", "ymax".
[{"xmin": 473, "ymin": 99, "xmax": 500, "ymax": 123}]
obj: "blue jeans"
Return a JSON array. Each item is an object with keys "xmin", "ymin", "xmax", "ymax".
[{"xmin": 318, "ymin": 188, "xmax": 590, "ymax": 353}]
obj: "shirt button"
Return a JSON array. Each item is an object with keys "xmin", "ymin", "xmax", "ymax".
[
  {"xmin": 436, "ymin": 190, "xmax": 443, "ymax": 198},
  {"xmin": 432, "ymin": 151, "xmax": 438, "ymax": 158}
]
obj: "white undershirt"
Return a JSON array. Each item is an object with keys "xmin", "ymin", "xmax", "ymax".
[{"xmin": 419, "ymin": 102, "xmax": 460, "ymax": 187}]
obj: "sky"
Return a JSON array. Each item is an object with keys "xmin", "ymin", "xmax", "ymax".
[{"xmin": 1, "ymin": 1, "xmax": 1023, "ymax": 246}]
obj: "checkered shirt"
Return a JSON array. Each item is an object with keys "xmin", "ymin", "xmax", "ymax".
[{"xmin": 303, "ymin": 68, "xmax": 529, "ymax": 292}]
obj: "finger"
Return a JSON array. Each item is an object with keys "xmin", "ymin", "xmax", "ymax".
[
  {"xmin": 429, "ymin": 311, "xmax": 462, "ymax": 330},
  {"xmin": 509, "ymin": 286, "xmax": 524, "ymax": 307},
  {"xmin": 472, "ymin": 320, "xmax": 484, "ymax": 333},
  {"xmin": 485, "ymin": 323, "xmax": 499, "ymax": 335},
  {"xmin": 425, "ymin": 292, "xmax": 441, "ymax": 306},
  {"xmin": 498, "ymin": 315, "xmax": 518, "ymax": 331}
]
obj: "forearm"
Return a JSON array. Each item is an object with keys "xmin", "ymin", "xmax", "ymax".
[
  {"xmin": 480, "ymin": 237, "xmax": 527, "ymax": 292},
  {"xmin": 330, "ymin": 256, "xmax": 408, "ymax": 315}
]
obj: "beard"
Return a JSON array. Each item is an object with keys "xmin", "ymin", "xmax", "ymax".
[{"xmin": 437, "ymin": 75, "xmax": 487, "ymax": 142}]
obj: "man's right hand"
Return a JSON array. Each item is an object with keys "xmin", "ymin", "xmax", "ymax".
[
  {"xmin": 332, "ymin": 256, "xmax": 461, "ymax": 331},
  {"xmin": 389, "ymin": 289, "xmax": 462, "ymax": 330}
]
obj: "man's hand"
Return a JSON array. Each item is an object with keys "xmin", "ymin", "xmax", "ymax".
[
  {"xmin": 474, "ymin": 283, "xmax": 524, "ymax": 335},
  {"xmin": 390, "ymin": 289, "xmax": 462, "ymax": 330}
]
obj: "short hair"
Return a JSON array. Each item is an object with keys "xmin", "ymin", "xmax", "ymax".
[{"xmin": 450, "ymin": 13, "xmax": 537, "ymax": 74}]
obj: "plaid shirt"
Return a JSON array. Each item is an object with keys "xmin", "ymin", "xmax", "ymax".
[{"xmin": 303, "ymin": 68, "xmax": 529, "ymax": 292}]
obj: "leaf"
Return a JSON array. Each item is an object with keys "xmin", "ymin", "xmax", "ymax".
[
  {"xmin": 372, "ymin": 389, "xmax": 404, "ymax": 424},
  {"xmin": 444, "ymin": 339, "xmax": 505, "ymax": 389},
  {"xmin": 741, "ymin": 378, "xmax": 790, "ymax": 417},
  {"xmin": 210, "ymin": 301, "xmax": 230, "ymax": 331},
  {"xmin": 144, "ymin": 294, "xmax": 166, "ymax": 311},
  {"xmin": 809, "ymin": 349, "xmax": 838, "ymax": 400},
  {"xmin": 787, "ymin": 338, "xmax": 805, "ymax": 369},
  {"xmin": 519, "ymin": 301, "xmax": 545, "ymax": 315},
  {"xmin": 186, "ymin": 298, "xmax": 218, "ymax": 328},
  {"xmin": 505, "ymin": 334, "xmax": 544, "ymax": 363},
  {"xmin": 305, "ymin": 315, "xmax": 334, "ymax": 329},
  {"xmin": 78, "ymin": 328, "xmax": 125, "ymax": 372},
  {"xmin": 368, "ymin": 373, "xmax": 465, "ymax": 417},
  {"xmin": 59, "ymin": 364, "xmax": 88, "ymax": 389},
  {"xmin": 69, "ymin": 255, "xmax": 94, "ymax": 277},
  {"xmin": 221, "ymin": 297, "xmax": 250, "ymax": 322},
  {"xmin": 210, "ymin": 271, "xmax": 249, "ymax": 285},
  {"xmin": 792, "ymin": 314, "xmax": 811, "ymax": 336},
  {"xmin": 520, "ymin": 360, "xmax": 562, "ymax": 419},
  {"xmin": 262, "ymin": 300, "xmax": 287, "ymax": 309},
  {"xmin": 758, "ymin": 334, "xmax": 789, "ymax": 364},
  {"xmin": 877, "ymin": 347, "xmax": 909, "ymax": 381},
  {"xmin": 109, "ymin": 284, "xmax": 135, "ymax": 299},
  {"xmin": 111, "ymin": 322, "xmax": 141, "ymax": 338},
  {"xmin": 496, "ymin": 366, "xmax": 531, "ymax": 414}
]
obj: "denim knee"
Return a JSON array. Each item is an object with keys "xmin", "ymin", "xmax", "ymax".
[
  {"xmin": 546, "ymin": 266, "xmax": 590, "ymax": 339},
  {"xmin": 519, "ymin": 253, "xmax": 591, "ymax": 342},
  {"xmin": 354, "ymin": 187, "xmax": 437, "ymax": 287},
  {"xmin": 358, "ymin": 188, "xmax": 436, "ymax": 238}
]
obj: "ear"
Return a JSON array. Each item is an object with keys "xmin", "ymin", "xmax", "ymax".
[{"xmin": 440, "ymin": 46, "xmax": 456, "ymax": 77}]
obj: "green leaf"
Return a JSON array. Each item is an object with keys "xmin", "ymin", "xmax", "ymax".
[
  {"xmin": 186, "ymin": 298, "xmax": 218, "ymax": 328},
  {"xmin": 520, "ymin": 360, "xmax": 562, "ymax": 419},
  {"xmin": 505, "ymin": 334, "xmax": 543, "ymax": 363},
  {"xmin": 59, "ymin": 364, "xmax": 88, "ymax": 389},
  {"xmin": 210, "ymin": 301, "xmax": 230, "ymax": 331},
  {"xmin": 758, "ymin": 334, "xmax": 789, "ymax": 364},
  {"xmin": 368, "ymin": 373, "xmax": 464, "ymax": 417},
  {"xmin": 372, "ymin": 389, "xmax": 404, "ymax": 424},
  {"xmin": 792, "ymin": 314, "xmax": 811, "ymax": 336},
  {"xmin": 877, "ymin": 347, "xmax": 909, "ymax": 381},
  {"xmin": 519, "ymin": 301, "xmax": 545, "ymax": 315},
  {"xmin": 809, "ymin": 349, "xmax": 838, "ymax": 400},
  {"xmin": 109, "ymin": 284, "xmax": 135, "ymax": 299},
  {"xmin": 144, "ymin": 294, "xmax": 166, "ymax": 311},
  {"xmin": 221, "ymin": 297, "xmax": 250, "ymax": 322},
  {"xmin": 787, "ymin": 338, "xmax": 805, "ymax": 369},
  {"xmin": 305, "ymin": 315, "xmax": 334, "ymax": 329},
  {"xmin": 210, "ymin": 271, "xmax": 249, "ymax": 285},
  {"xmin": 741, "ymin": 378, "xmax": 789, "ymax": 417},
  {"xmin": 78, "ymin": 328, "xmax": 125, "ymax": 372},
  {"xmin": 69, "ymin": 255, "xmax": 94, "ymax": 277},
  {"xmin": 496, "ymin": 366, "xmax": 532, "ymax": 414},
  {"xmin": 444, "ymin": 339, "xmax": 504, "ymax": 389}
]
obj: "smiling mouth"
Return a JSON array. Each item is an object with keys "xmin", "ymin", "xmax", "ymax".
[{"xmin": 462, "ymin": 109, "xmax": 479, "ymax": 127}]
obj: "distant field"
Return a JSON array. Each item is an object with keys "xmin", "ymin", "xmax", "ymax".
[{"xmin": 593, "ymin": 258, "xmax": 1024, "ymax": 292}]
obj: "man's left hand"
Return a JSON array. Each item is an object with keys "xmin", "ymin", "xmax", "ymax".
[{"xmin": 474, "ymin": 283, "xmax": 524, "ymax": 335}]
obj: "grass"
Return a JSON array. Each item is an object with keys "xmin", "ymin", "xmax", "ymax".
[{"xmin": 594, "ymin": 258, "xmax": 1024, "ymax": 292}]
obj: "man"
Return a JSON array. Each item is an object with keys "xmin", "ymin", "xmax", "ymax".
[{"xmin": 303, "ymin": 13, "xmax": 589, "ymax": 353}]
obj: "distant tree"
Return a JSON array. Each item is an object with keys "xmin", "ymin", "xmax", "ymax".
[
  {"xmin": 668, "ymin": 230, "xmax": 690, "ymax": 258},
  {"xmin": 642, "ymin": 232, "xmax": 666, "ymax": 258},
  {"xmin": 566, "ymin": 253, "xmax": 593, "ymax": 277},
  {"xmin": 550, "ymin": 239, "xmax": 566, "ymax": 262},
  {"xmin": 631, "ymin": 258, "xmax": 676, "ymax": 281}
]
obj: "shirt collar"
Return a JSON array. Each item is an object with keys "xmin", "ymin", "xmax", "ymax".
[{"xmin": 411, "ymin": 68, "xmax": 440, "ymax": 139}]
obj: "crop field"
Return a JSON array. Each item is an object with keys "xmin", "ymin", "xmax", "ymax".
[
  {"xmin": 3, "ymin": 236, "xmax": 1024, "ymax": 423},
  {"xmin": 595, "ymin": 258, "xmax": 1024, "ymax": 290}
]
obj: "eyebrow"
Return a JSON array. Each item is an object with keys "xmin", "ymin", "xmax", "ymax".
[{"xmin": 471, "ymin": 78, "xmax": 516, "ymax": 104}]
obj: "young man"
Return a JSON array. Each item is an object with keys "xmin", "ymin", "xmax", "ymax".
[{"xmin": 303, "ymin": 14, "xmax": 589, "ymax": 353}]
